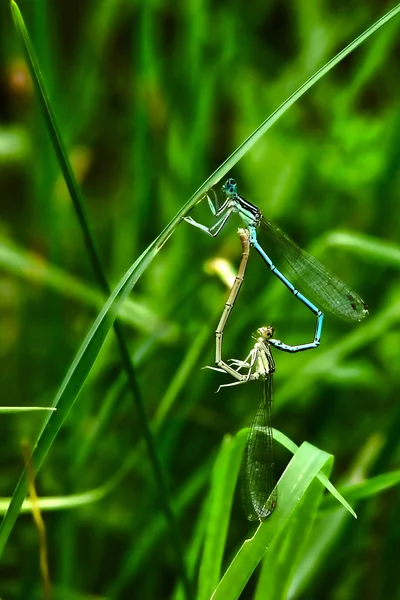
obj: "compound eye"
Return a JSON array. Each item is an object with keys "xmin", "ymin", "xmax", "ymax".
[{"xmin": 226, "ymin": 178, "xmax": 237, "ymax": 193}]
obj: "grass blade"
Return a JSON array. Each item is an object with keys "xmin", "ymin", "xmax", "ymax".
[
  {"xmin": 211, "ymin": 442, "xmax": 333, "ymax": 599},
  {"xmin": 10, "ymin": 2, "xmax": 192, "ymax": 595},
  {"xmin": 275, "ymin": 430, "xmax": 356, "ymax": 517},
  {"xmin": 322, "ymin": 468, "xmax": 400, "ymax": 510},
  {"xmin": 255, "ymin": 471, "xmax": 327, "ymax": 600},
  {"xmin": 0, "ymin": 407, "xmax": 56, "ymax": 413},
  {"xmin": 4, "ymin": 2, "xmax": 398, "ymax": 591},
  {"xmin": 198, "ymin": 434, "xmax": 245, "ymax": 600}
]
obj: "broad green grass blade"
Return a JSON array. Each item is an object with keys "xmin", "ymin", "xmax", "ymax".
[
  {"xmin": 275, "ymin": 430, "xmax": 356, "ymax": 517},
  {"xmin": 197, "ymin": 433, "xmax": 245, "ymax": 600},
  {"xmin": 211, "ymin": 442, "xmax": 333, "ymax": 600},
  {"xmin": 286, "ymin": 436, "xmax": 382, "ymax": 598},
  {"xmin": 199, "ymin": 429, "xmax": 353, "ymax": 600},
  {"xmin": 255, "ymin": 466, "xmax": 329, "ymax": 600}
]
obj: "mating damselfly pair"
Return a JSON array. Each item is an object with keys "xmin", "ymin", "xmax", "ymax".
[{"xmin": 185, "ymin": 179, "xmax": 368, "ymax": 521}]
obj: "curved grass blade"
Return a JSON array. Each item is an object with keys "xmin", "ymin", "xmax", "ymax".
[
  {"xmin": 211, "ymin": 442, "xmax": 333, "ymax": 600},
  {"xmin": 255, "ymin": 470, "xmax": 326, "ymax": 600},
  {"xmin": 10, "ymin": 2, "xmax": 192, "ymax": 595},
  {"xmin": 3, "ymin": 0, "xmax": 396, "ymax": 571},
  {"xmin": 286, "ymin": 435, "xmax": 381, "ymax": 599},
  {"xmin": 199, "ymin": 427, "xmax": 355, "ymax": 600},
  {"xmin": 0, "ymin": 242, "xmax": 154, "ymax": 556},
  {"xmin": 274, "ymin": 429, "xmax": 356, "ymax": 517}
]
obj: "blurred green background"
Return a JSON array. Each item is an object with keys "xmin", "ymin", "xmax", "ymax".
[{"xmin": 1, "ymin": 0, "xmax": 400, "ymax": 598}]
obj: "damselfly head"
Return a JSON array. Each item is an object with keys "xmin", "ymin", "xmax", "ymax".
[
  {"xmin": 222, "ymin": 178, "xmax": 237, "ymax": 197},
  {"xmin": 257, "ymin": 325, "xmax": 274, "ymax": 340}
]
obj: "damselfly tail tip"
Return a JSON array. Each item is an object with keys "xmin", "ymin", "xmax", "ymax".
[
  {"xmin": 247, "ymin": 502, "xmax": 276, "ymax": 522},
  {"xmin": 259, "ymin": 501, "xmax": 277, "ymax": 522},
  {"xmin": 246, "ymin": 493, "xmax": 277, "ymax": 521},
  {"xmin": 356, "ymin": 303, "xmax": 369, "ymax": 321},
  {"xmin": 348, "ymin": 294, "xmax": 369, "ymax": 320}
]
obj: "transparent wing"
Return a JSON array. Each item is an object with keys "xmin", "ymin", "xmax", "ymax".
[
  {"xmin": 241, "ymin": 376, "xmax": 277, "ymax": 522},
  {"xmin": 260, "ymin": 217, "xmax": 368, "ymax": 322}
]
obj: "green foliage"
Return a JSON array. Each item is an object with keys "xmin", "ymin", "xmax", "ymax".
[{"xmin": 1, "ymin": 0, "xmax": 400, "ymax": 598}]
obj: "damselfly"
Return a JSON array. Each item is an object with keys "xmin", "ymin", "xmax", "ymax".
[
  {"xmin": 186, "ymin": 178, "xmax": 368, "ymax": 352},
  {"xmin": 210, "ymin": 325, "xmax": 277, "ymax": 521},
  {"xmin": 207, "ymin": 228, "xmax": 277, "ymax": 520}
]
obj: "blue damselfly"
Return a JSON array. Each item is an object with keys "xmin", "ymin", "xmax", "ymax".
[{"xmin": 186, "ymin": 179, "xmax": 368, "ymax": 352}]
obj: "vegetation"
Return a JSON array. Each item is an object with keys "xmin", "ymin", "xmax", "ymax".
[{"xmin": 1, "ymin": 1, "xmax": 400, "ymax": 598}]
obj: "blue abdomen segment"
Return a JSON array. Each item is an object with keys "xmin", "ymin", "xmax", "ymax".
[
  {"xmin": 253, "ymin": 236, "xmax": 324, "ymax": 353},
  {"xmin": 259, "ymin": 217, "xmax": 368, "ymax": 323}
]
